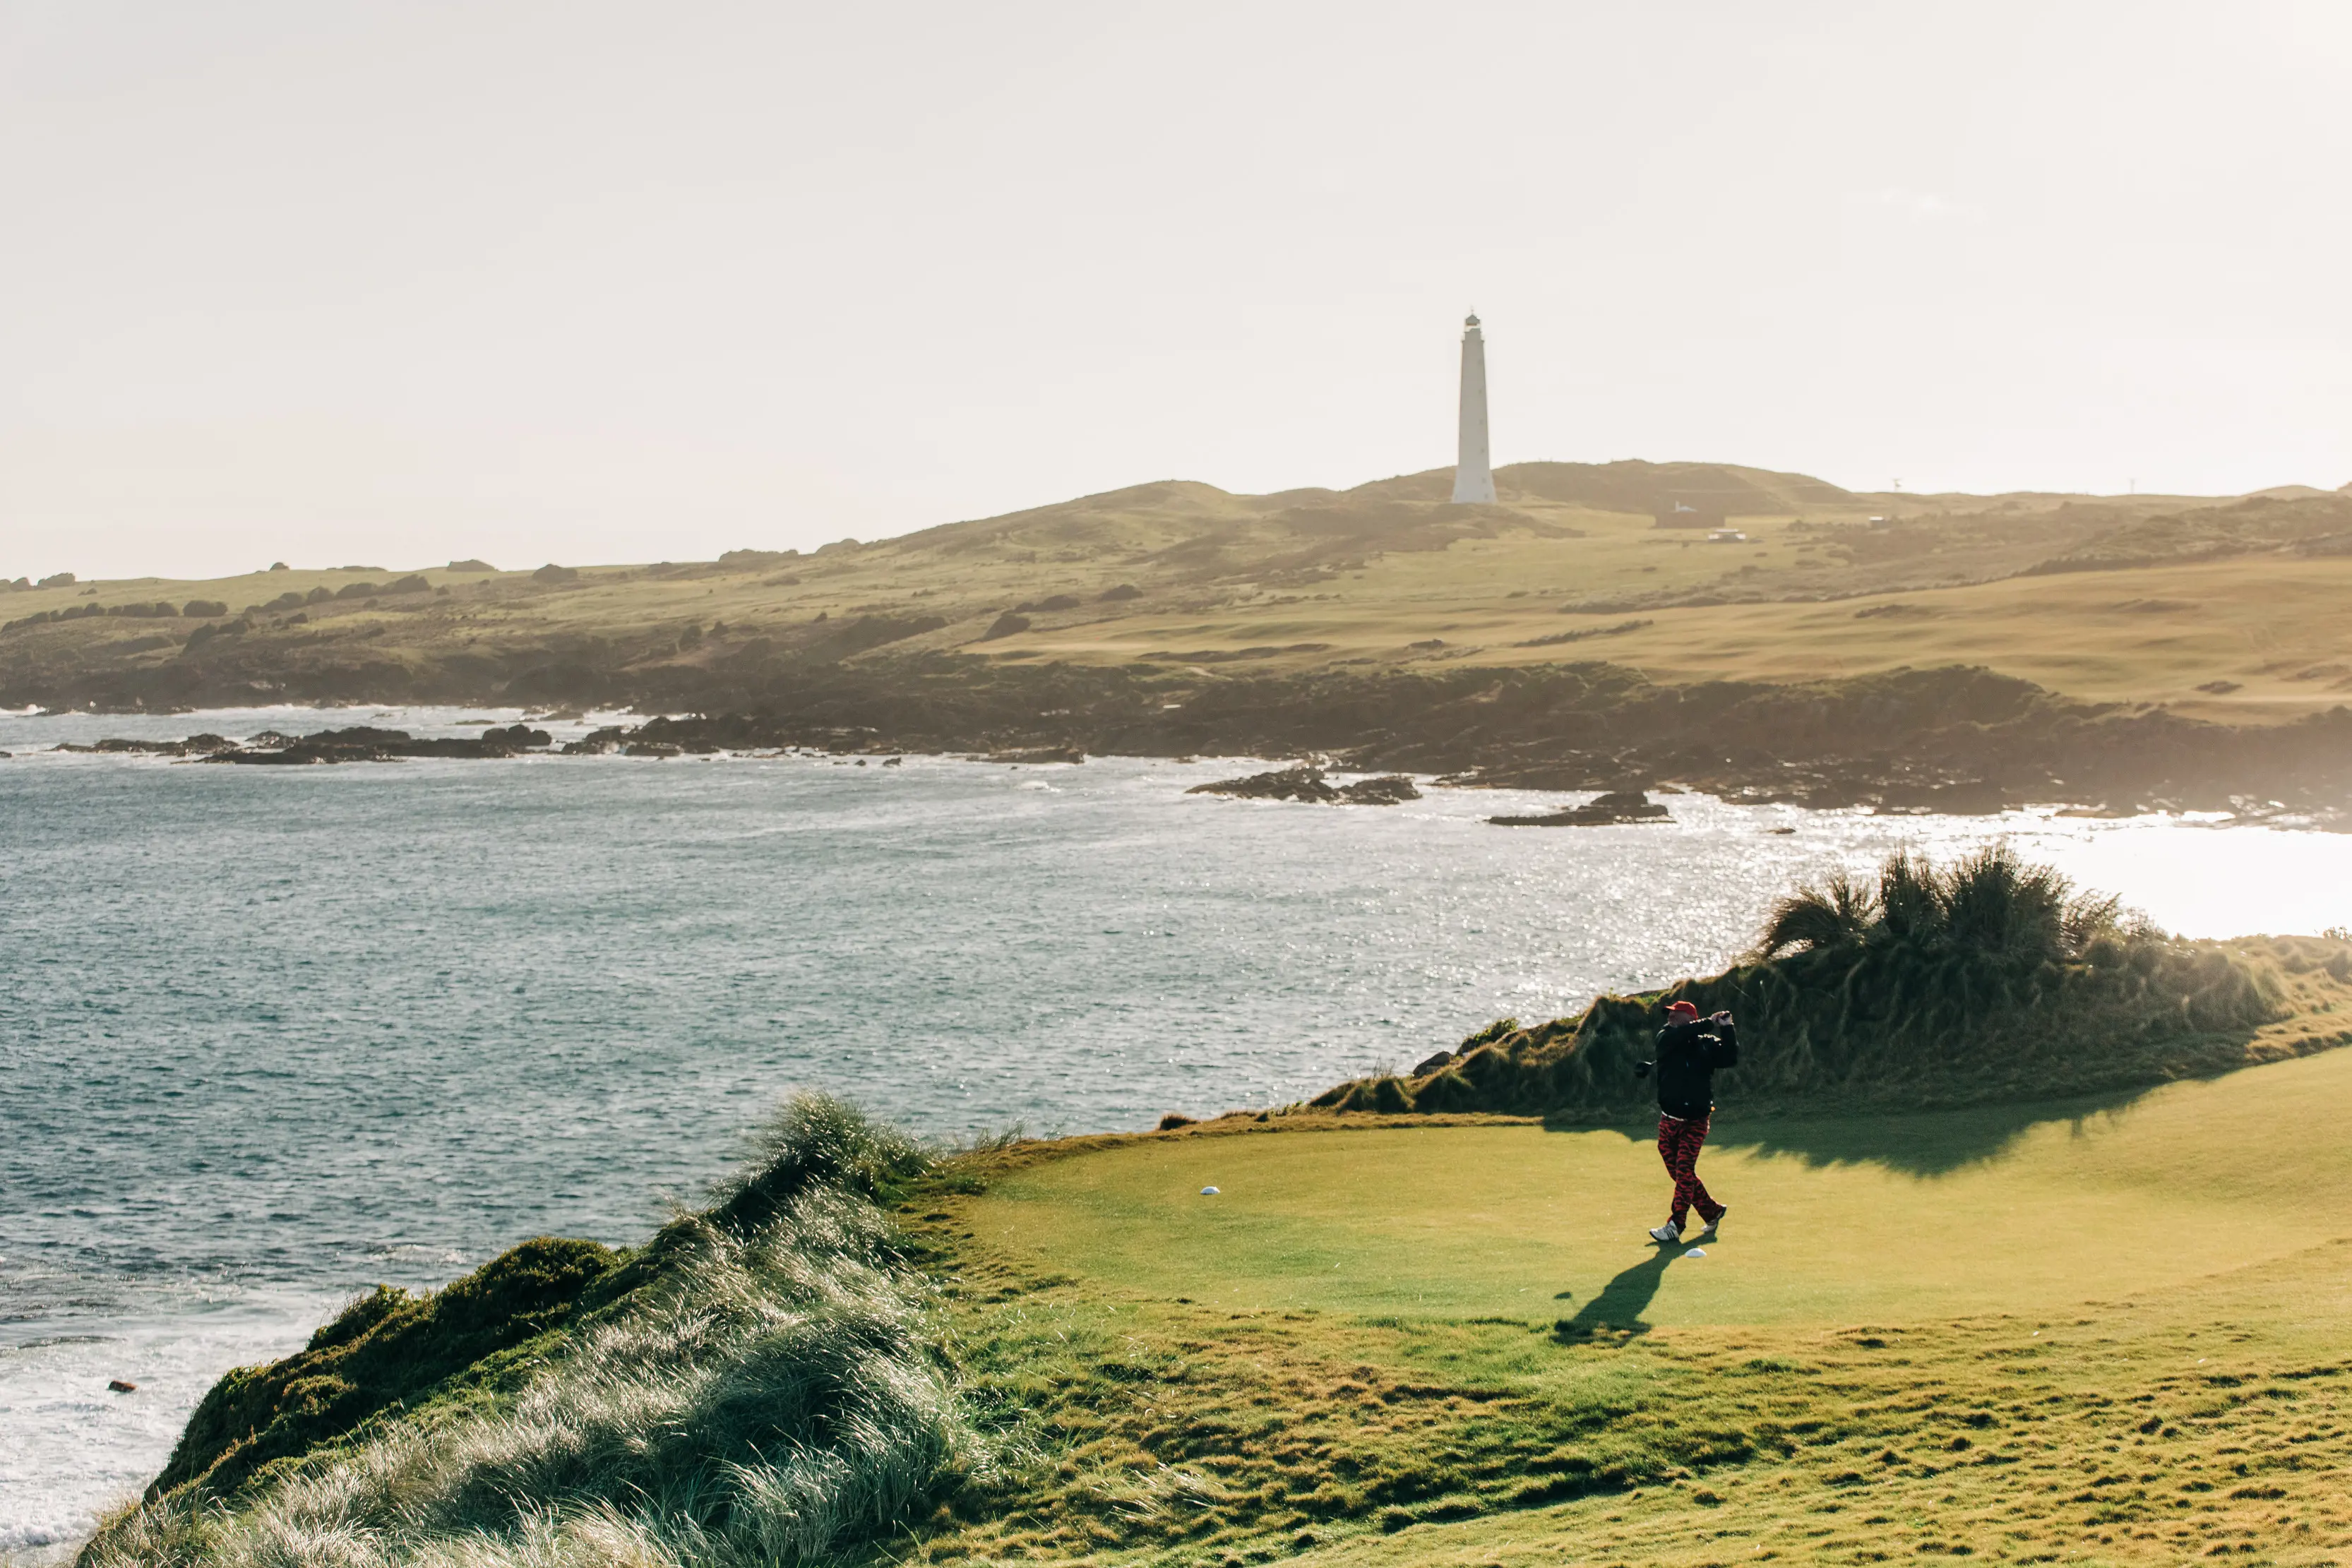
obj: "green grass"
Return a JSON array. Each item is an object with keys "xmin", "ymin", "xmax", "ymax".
[
  {"xmin": 904, "ymin": 1051, "xmax": 2352, "ymax": 1565},
  {"xmin": 966, "ymin": 1045, "xmax": 2352, "ymax": 1329}
]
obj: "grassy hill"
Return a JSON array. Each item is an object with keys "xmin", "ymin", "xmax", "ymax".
[
  {"xmin": 11, "ymin": 460, "xmax": 2352, "ymax": 818},
  {"xmin": 8, "ymin": 462, "xmax": 2351, "ymax": 724}
]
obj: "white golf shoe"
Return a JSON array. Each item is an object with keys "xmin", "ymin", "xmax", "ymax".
[
  {"xmin": 1695, "ymin": 1208, "xmax": 1726, "ymax": 1240},
  {"xmin": 1649, "ymin": 1221, "xmax": 1683, "ymax": 1245}
]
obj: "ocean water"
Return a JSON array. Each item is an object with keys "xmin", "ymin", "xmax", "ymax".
[{"xmin": 4, "ymin": 704, "xmax": 2350, "ymax": 1556}]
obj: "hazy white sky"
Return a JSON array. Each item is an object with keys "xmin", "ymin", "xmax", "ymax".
[{"xmin": 5, "ymin": 1, "xmax": 2350, "ymax": 581}]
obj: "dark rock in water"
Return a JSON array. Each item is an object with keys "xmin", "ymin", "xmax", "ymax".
[
  {"xmin": 306, "ymin": 726, "xmax": 412, "ymax": 746},
  {"xmin": 1190, "ymin": 766, "xmax": 1420, "ymax": 806},
  {"xmin": 108, "ymin": 1379, "xmax": 137, "ymax": 1393},
  {"xmin": 80, "ymin": 737, "xmax": 188, "ymax": 754},
  {"xmin": 986, "ymin": 746, "xmax": 1085, "ymax": 765},
  {"xmin": 623, "ymin": 741, "xmax": 681, "ymax": 758},
  {"xmin": 1489, "ymin": 789, "xmax": 1672, "ymax": 827},
  {"xmin": 565, "ymin": 726, "xmax": 628, "ymax": 755},
  {"xmin": 189, "ymin": 722, "xmax": 566, "ymax": 765},
  {"xmin": 881, "ymin": 755, "xmax": 903, "ymax": 767},
  {"xmin": 1338, "ymin": 774, "xmax": 1421, "ymax": 805},
  {"xmin": 980, "ymin": 611, "xmax": 1032, "ymax": 641},
  {"xmin": 1189, "ymin": 765, "xmax": 1339, "ymax": 803}
]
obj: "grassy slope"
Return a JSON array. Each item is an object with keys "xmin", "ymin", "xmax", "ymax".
[
  {"xmin": 7, "ymin": 464, "xmax": 2351, "ymax": 724},
  {"xmin": 99, "ymin": 1044, "xmax": 2352, "ymax": 1566},
  {"xmin": 909, "ymin": 1053, "xmax": 2352, "ymax": 1565}
]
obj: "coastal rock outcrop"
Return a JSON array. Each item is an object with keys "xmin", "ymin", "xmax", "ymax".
[
  {"xmin": 1489, "ymin": 789, "xmax": 1670, "ymax": 827},
  {"xmin": 1188, "ymin": 766, "xmax": 1422, "ymax": 805}
]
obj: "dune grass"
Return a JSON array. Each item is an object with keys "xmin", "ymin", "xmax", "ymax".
[{"xmin": 80, "ymin": 1097, "xmax": 978, "ymax": 1568}]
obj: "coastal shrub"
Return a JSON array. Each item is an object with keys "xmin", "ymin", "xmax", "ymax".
[
  {"xmin": 83, "ymin": 1095, "xmax": 975, "ymax": 1568},
  {"xmin": 1313, "ymin": 850, "xmax": 2338, "ymax": 1120}
]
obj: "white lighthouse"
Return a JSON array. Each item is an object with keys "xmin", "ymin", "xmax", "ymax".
[{"xmin": 1450, "ymin": 313, "xmax": 1496, "ymax": 503}]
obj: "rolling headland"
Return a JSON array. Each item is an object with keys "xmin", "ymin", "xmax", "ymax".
[{"xmin": 11, "ymin": 459, "xmax": 2352, "ymax": 821}]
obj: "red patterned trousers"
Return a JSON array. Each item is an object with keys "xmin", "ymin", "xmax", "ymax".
[{"xmin": 1656, "ymin": 1113, "xmax": 1723, "ymax": 1228}]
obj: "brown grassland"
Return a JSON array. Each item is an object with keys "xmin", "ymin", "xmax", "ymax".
[{"xmin": 7, "ymin": 461, "xmax": 2351, "ymax": 724}]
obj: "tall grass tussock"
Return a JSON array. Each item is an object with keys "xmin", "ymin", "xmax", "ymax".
[
  {"xmin": 80, "ymin": 1096, "xmax": 977, "ymax": 1568},
  {"xmin": 1318, "ymin": 846, "xmax": 2352, "ymax": 1118}
]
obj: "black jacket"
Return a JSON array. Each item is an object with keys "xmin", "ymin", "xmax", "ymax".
[{"xmin": 1644, "ymin": 1019, "xmax": 1738, "ymax": 1120}]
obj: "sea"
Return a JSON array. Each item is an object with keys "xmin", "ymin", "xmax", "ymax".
[{"xmin": 5, "ymin": 703, "xmax": 2350, "ymax": 1558}]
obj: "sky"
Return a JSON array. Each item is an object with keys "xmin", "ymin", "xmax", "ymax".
[{"xmin": 4, "ymin": 1, "xmax": 2350, "ymax": 582}]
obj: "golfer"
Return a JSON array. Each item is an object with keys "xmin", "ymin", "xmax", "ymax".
[{"xmin": 1635, "ymin": 1000, "xmax": 1738, "ymax": 1244}]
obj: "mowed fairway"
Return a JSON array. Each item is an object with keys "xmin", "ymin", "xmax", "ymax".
[
  {"xmin": 921, "ymin": 1051, "xmax": 2352, "ymax": 1565},
  {"xmin": 972, "ymin": 1046, "xmax": 2352, "ymax": 1331}
]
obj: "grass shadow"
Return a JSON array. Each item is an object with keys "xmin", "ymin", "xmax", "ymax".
[
  {"xmin": 1715, "ymin": 1084, "xmax": 2171, "ymax": 1175},
  {"xmin": 1550, "ymin": 1082, "xmax": 2168, "ymax": 1177},
  {"xmin": 1552, "ymin": 1247, "xmax": 1678, "ymax": 1341}
]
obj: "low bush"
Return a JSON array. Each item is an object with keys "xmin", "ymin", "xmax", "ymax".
[{"xmin": 1314, "ymin": 849, "xmax": 2341, "ymax": 1118}]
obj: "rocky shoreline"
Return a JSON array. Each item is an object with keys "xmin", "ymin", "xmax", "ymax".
[{"xmin": 12, "ymin": 657, "xmax": 2352, "ymax": 827}]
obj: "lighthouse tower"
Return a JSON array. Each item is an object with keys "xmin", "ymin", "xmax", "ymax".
[{"xmin": 1450, "ymin": 313, "xmax": 1496, "ymax": 504}]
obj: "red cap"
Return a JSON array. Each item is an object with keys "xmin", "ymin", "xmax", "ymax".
[{"xmin": 1665, "ymin": 1000, "xmax": 1699, "ymax": 1018}]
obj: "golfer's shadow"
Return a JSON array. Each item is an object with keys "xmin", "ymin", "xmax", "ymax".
[{"xmin": 1553, "ymin": 1246, "xmax": 1678, "ymax": 1341}]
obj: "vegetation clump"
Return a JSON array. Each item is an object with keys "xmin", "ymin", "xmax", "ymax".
[
  {"xmin": 1314, "ymin": 848, "xmax": 2352, "ymax": 1118},
  {"xmin": 83, "ymin": 1096, "xmax": 977, "ymax": 1568}
]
